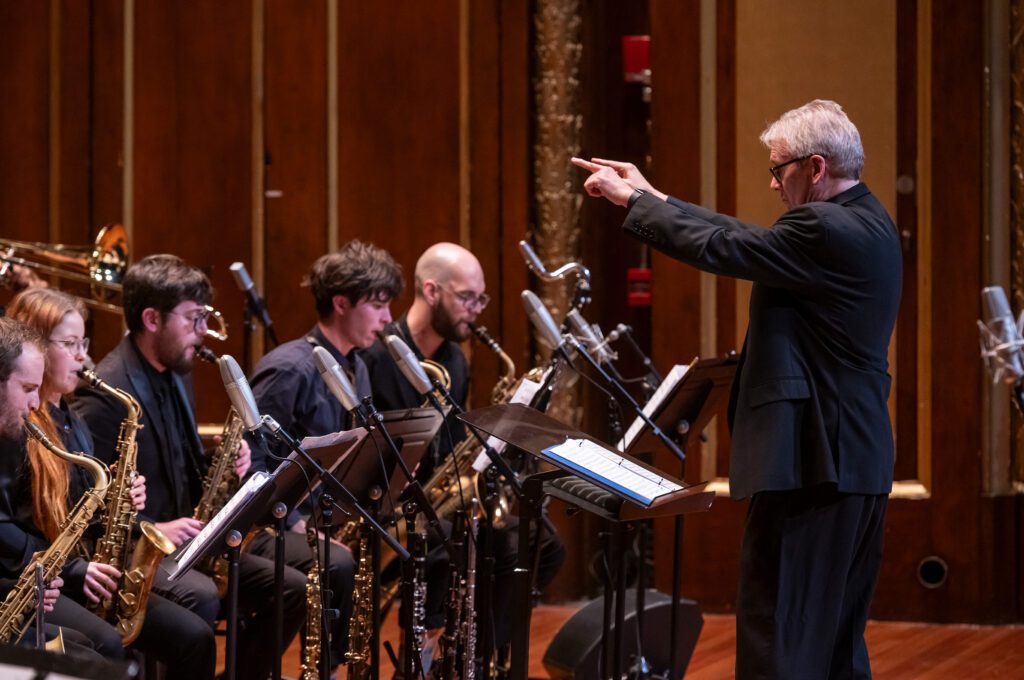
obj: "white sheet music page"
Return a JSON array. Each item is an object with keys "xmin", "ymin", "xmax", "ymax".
[
  {"xmin": 169, "ymin": 470, "xmax": 270, "ymax": 580},
  {"xmin": 544, "ymin": 437, "xmax": 683, "ymax": 507},
  {"xmin": 472, "ymin": 374, "xmax": 545, "ymax": 472},
  {"xmin": 618, "ymin": 363, "xmax": 689, "ymax": 451}
]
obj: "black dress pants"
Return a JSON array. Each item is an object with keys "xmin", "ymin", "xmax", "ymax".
[
  {"xmin": 48, "ymin": 594, "xmax": 124, "ymax": 660},
  {"xmin": 735, "ymin": 484, "xmax": 887, "ymax": 680}
]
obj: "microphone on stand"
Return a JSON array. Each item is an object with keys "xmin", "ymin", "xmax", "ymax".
[
  {"xmin": 216, "ymin": 353, "xmax": 410, "ymax": 559},
  {"xmin": 521, "ymin": 290, "xmax": 685, "ymax": 461},
  {"xmin": 978, "ymin": 286, "xmax": 1024, "ymax": 385},
  {"xmin": 565, "ymin": 308, "xmax": 617, "ymax": 365},
  {"xmin": 230, "ymin": 262, "xmax": 278, "ymax": 346},
  {"xmin": 312, "ymin": 346, "xmax": 363, "ymax": 415},
  {"xmin": 382, "ymin": 334, "xmax": 523, "ymax": 494}
]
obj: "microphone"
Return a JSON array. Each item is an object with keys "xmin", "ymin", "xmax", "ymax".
[
  {"xmin": 230, "ymin": 262, "xmax": 278, "ymax": 345},
  {"xmin": 979, "ymin": 286, "xmax": 1024, "ymax": 384},
  {"xmin": 312, "ymin": 346, "xmax": 362, "ymax": 413},
  {"xmin": 218, "ymin": 354, "xmax": 262, "ymax": 431},
  {"xmin": 383, "ymin": 335, "xmax": 434, "ymax": 396},
  {"xmin": 565, "ymin": 308, "xmax": 616, "ymax": 365},
  {"xmin": 521, "ymin": 290, "xmax": 566, "ymax": 350}
]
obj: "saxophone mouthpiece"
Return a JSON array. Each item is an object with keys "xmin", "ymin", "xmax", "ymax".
[
  {"xmin": 195, "ymin": 346, "xmax": 219, "ymax": 364},
  {"xmin": 471, "ymin": 325, "xmax": 502, "ymax": 354}
]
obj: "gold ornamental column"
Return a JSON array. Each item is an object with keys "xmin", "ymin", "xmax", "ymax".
[{"xmin": 531, "ymin": 0, "xmax": 583, "ymax": 424}]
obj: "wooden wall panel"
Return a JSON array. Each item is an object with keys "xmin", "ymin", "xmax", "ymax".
[
  {"xmin": 336, "ymin": 1, "xmax": 461, "ymax": 316},
  {"xmin": 132, "ymin": 0, "xmax": 255, "ymax": 419},
  {"xmin": 263, "ymin": 0, "xmax": 329, "ymax": 344},
  {"xmin": 0, "ymin": 1, "xmax": 50, "ymax": 244}
]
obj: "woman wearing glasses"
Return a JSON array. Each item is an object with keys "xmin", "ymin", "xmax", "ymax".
[{"xmin": 3, "ymin": 288, "xmax": 215, "ymax": 677}]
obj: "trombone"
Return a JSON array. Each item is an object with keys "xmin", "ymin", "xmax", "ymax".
[{"xmin": 0, "ymin": 224, "xmax": 228, "ymax": 341}]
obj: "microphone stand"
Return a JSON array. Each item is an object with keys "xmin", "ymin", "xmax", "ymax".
[{"xmin": 558, "ymin": 338, "xmax": 685, "ymax": 463}]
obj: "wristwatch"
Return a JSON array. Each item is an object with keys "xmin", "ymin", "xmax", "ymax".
[{"xmin": 627, "ymin": 188, "xmax": 646, "ymax": 209}]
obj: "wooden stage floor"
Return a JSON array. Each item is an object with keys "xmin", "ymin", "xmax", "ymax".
[{"xmin": 221, "ymin": 606, "xmax": 1024, "ymax": 678}]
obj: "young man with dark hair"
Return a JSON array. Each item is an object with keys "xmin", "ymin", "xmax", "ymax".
[
  {"xmin": 73, "ymin": 254, "xmax": 306, "ymax": 678},
  {"xmin": 246, "ymin": 239, "xmax": 403, "ymax": 672},
  {"xmin": 0, "ymin": 318, "xmax": 44, "ymax": 440}
]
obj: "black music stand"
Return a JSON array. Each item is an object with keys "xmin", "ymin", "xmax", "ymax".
[
  {"xmin": 459, "ymin": 404, "xmax": 716, "ymax": 680},
  {"xmin": 327, "ymin": 407, "xmax": 442, "ymax": 680},
  {"xmin": 618, "ymin": 354, "xmax": 737, "ymax": 679},
  {"xmin": 168, "ymin": 428, "xmax": 367, "ymax": 680}
]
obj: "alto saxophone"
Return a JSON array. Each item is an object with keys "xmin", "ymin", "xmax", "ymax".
[
  {"xmin": 299, "ymin": 524, "xmax": 323, "ymax": 680},
  {"xmin": 344, "ymin": 521, "xmax": 373, "ymax": 679},
  {"xmin": 0, "ymin": 422, "xmax": 110, "ymax": 644},
  {"xmin": 79, "ymin": 368, "xmax": 176, "ymax": 645}
]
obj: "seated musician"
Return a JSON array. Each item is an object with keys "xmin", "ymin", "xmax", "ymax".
[
  {"xmin": 246, "ymin": 239, "xmax": 403, "ymax": 674},
  {"xmin": 5, "ymin": 288, "xmax": 215, "ymax": 676},
  {"xmin": 361, "ymin": 242, "xmax": 566, "ymax": 668},
  {"xmin": 0, "ymin": 315, "xmax": 109, "ymax": 660},
  {"xmin": 72, "ymin": 255, "xmax": 306, "ymax": 679}
]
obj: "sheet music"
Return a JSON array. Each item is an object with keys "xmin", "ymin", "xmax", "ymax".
[
  {"xmin": 300, "ymin": 428, "xmax": 365, "ymax": 451},
  {"xmin": 472, "ymin": 375, "xmax": 545, "ymax": 472},
  {"xmin": 168, "ymin": 471, "xmax": 270, "ymax": 580},
  {"xmin": 544, "ymin": 437, "xmax": 683, "ymax": 507},
  {"xmin": 618, "ymin": 363, "xmax": 690, "ymax": 451}
]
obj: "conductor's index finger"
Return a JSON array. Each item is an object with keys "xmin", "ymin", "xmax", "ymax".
[
  {"xmin": 590, "ymin": 157, "xmax": 630, "ymax": 170},
  {"xmin": 570, "ymin": 157, "xmax": 602, "ymax": 172}
]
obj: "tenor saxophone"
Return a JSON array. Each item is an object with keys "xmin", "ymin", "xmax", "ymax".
[
  {"xmin": 79, "ymin": 368, "xmax": 176, "ymax": 645},
  {"xmin": 0, "ymin": 422, "xmax": 110, "ymax": 644}
]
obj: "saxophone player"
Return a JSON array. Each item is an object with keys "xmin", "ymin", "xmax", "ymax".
[
  {"xmin": 4, "ymin": 288, "xmax": 216, "ymax": 676},
  {"xmin": 73, "ymin": 255, "xmax": 306, "ymax": 678},
  {"xmin": 246, "ymin": 240, "xmax": 403, "ymax": 675},
  {"xmin": 362, "ymin": 243, "xmax": 566, "ymax": 668},
  {"xmin": 0, "ymin": 315, "xmax": 107, "ymax": 659}
]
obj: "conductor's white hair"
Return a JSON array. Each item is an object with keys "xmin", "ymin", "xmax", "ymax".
[{"xmin": 760, "ymin": 100, "xmax": 864, "ymax": 180}]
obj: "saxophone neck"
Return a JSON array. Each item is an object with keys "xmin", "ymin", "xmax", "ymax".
[{"xmin": 25, "ymin": 421, "xmax": 111, "ymax": 494}]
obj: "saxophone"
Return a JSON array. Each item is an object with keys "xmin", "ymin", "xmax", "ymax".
[
  {"xmin": 299, "ymin": 524, "xmax": 323, "ymax": 680},
  {"xmin": 0, "ymin": 422, "xmax": 110, "ymax": 644},
  {"xmin": 344, "ymin": 522, "xmax": 373, "ymax": 679},
  {"xmin": 79, "ymin": 368, "xmax": 176, "ymax": 645}
]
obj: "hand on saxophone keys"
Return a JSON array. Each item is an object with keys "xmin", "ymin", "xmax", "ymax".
[
  {"xmin": 42, "ymin": 576, "xmax": 62, "ymax": 613},
  {"xmin": 129, "ymin": 474, "xmax": 146, "ymax": 511},
  {"xmin": 83, "ymin": 563, "xmax": 120, "ymax": 604},
  {"xmin": 211, "ymin": 433, "xmax": 252, "ymax": 478},
  {"xmin": 155, "ymin": 517, "xmax": 204, "ymax": 547}
]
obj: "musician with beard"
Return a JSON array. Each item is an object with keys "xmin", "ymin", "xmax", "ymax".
[
  {"xmin": 362, "ymin": 242, "xmax": 565, "ymax": 670},
  {"xmin": 72, "ymin": 254, "xmax": 306, "ymax": 678}
]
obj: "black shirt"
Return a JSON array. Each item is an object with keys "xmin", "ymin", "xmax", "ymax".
[{"xmin": 360, "ymin": 316, "xmax": 470, "ymax": 478}]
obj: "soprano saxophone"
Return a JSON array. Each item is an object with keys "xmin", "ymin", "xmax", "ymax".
[
  {"xmin": 344, "ymin": 521, "xmax": 373, "ymax": 679},
  {"xmin": 79, "ymin": 368, "xmax": 176, "ymax": 645},
  {"xmin": 299, "ymin": 524, "xmax": 323, "ymax": 680},
  {"xmin": 0, "ymin": 422, "xmax": 110, "ymax": 644}
]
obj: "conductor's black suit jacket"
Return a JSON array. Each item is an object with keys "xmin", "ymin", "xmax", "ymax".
[{"xmin": 624, "ymin": 183, "xmax": 902, "ymax": 499}]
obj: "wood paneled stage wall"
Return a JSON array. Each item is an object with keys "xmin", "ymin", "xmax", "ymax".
[{"xmin": 0, "ymin": 0, "xmax": 1020, "ymax": 625}]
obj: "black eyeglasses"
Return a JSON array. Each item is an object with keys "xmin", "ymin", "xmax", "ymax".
[
  {"xmin": 769, "ymin": 154, "xmax": 814, "ymax": 183},
  {"xmin": 168, "ymin": 308, "xmax": 211, "ymax": 332},
  {"xmin": 437, "ymin": 283, "xmax": 490, "ymax": 311}
]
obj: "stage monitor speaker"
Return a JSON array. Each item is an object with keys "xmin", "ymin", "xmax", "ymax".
[
  {"xmin": 0, "ymin": 644, "xmax": 139, "ymax": 679},
  {"xmin": 542, "ymin": 589, "xmax": 702, "ymax": 680}
]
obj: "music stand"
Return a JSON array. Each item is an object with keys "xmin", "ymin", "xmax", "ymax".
[
  {"xmin": 618, "ymin": 354, "xmax": 737, "ymax": 679},
  {"xmin": 459, "ymin": 403, "xmax": 715, "ymax": 680}
]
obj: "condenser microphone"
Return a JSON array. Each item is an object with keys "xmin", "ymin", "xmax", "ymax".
[
  {"xmin": 312, "ymin": 346, "xmax": 361, "ymax": 413},
  {"xmin": 979, "ymin": 286, "xmax": 1024, "ymax": 384},
  {"xmin": 230, "ymin": 261, "xmax": 278, "ymax": 345},
  {"xmin": 565, "ymin": 308, "xmax": 616, "ymax": 365},
  {"xmin": 521, "ymin": 290, "xmax": 566, "ymax": 351},
  {"xmin": 383, "ymin": 335, "xmax": 434, "ymax": 396},
  {"xmin": 218, "ymin": 354, "xmax": 262, "ymax": 431}
]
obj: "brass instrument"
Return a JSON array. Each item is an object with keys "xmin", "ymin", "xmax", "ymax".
[
  {"xmin": 344, "ymin": 522, "xmax": 374, "ymax": 679},
  {"xmin": 79, "ymin": 368, "xmax": 176, "ymax": 645},
  {"xmin": 0, "ymin": 422, "xmax": 110, "ymax": 645},
  {"xmin": 420, "ymin": 357, "xmax": 452, "ymax": 405},
  {"xmin": 300, "ymin": 525, "xmax": 324, "ymax": 680},
  {"xmin": 0, "ymin": 226, "xmax": 229, "ymax": 341}
]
